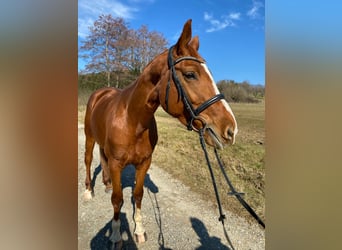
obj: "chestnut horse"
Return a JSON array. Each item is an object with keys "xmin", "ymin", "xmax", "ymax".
[{"xmin": 83, "ymin": 19, "xmax": 238, "ymax": 248}]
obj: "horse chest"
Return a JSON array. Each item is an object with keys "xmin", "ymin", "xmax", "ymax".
[
  {"xmin": 106, "ymin": 129, "xmax": 154, "ymax": 165},
  {"xmin": 129, "ymin": 134, "xmax": 154, "ymax": 163}
]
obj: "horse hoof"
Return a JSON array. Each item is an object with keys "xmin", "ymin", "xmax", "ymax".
[
  {"xmin": 135, "ymin": 232, "xmax": 147, "ymax": 243},
  {"xmin": 112, "ymin": 239, "xmax": 123, "ymax": 250},
  {"xmin": 83, "ymin": 189, "xmax": 93, "ymax": 200}
]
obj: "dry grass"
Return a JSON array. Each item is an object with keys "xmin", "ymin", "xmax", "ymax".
[
  {"xmin": 78, "ymin": 88, "xmax": 93, "ymax": 123},
  {"xmin": 153, "ymin": 103, "xmax": 265, "ymax": 222},
  {"xmin": 78, "ymin": 90, "xmax": 265, "ymax": 222}
]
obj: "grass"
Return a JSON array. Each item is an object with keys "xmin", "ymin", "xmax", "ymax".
[
  {"xmin": 153, "ymin": 103, "xmax": 265, "ymax": 222},
  {"xmin": 78, "ymin": 90, "xmax": 265, "ymax": 223},
  {"xmin": 78, "ymin": 88, "xmax": 93, "ymax": 123}
]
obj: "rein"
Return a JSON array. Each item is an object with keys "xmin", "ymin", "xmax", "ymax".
[
  {"xmin": 165, "ymin": 45, "xmax": 224, "ymax": 131},
  {"xmin": 199, "ymin": 128, "xmax": 266, "ymax": 229}
]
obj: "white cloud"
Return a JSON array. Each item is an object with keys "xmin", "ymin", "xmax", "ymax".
[
  {"xmin": 204, "ymin": 12, "xmax": 213, "ymax": 21},
  {"xmin": 79, "ymin": 0, "xmax": 137, "ymax": 18},
  {"xmin": 247, "ymin": 6, "xmax": 258, "ymax": 18},
  {"xmin": 78, "ymin": 18, "xmax": 94, "ymax": 39},
  {"xmin": 229, "ymin": 12, "xmax": 241, "ymax": 20},
  {"xmin": 247, "ymin": 0, "xmax": 264, "ymax": 19},
  {"xmin": 78, "ymin": 0, "xmax": 138, "ymax": 38},
  {"xmin": 203, "ymin": 11, "xmax": 240, "ymax": 33}
]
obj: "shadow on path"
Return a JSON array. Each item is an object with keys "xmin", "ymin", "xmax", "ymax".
[
  {"xmin": 146, "ymin": 189, "xmax": 172, "ymax": 250},
  {"xmin": 90, "ymin": 164, "xmax": 102, "ymax": 193},
  {"xmin": 190, "ymin": 217, "xmax": 232, "ymax": 250},
  {"xmin": 91, "ymin": 164, "xmax": 159, "ymax": 194},
  {"xmin": 90, "ymin": 164, "xmax": 160, "ymax": 249},
  {"xmin": 90, "ymin": 212, "xmax": 137, "ymax": 250},
  {"xmin": 121, "ymin": 164, "xmax": 159, "ymax": 193}
]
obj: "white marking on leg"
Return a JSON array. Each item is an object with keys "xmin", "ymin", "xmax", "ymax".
[
  {"xmin": 201, "ymin": 63, "xmax": 238, "ymax": 136},
  {"xmin": 110, "ymin": 219, "xmax": 122, "ymax": 243},
  {"xmin": 83, "ymin": 189, "xmax": 92, "ymax": 200},
  {"xmin": 134, "ymin": 208, "xmax": 145, "ymax": 235}
]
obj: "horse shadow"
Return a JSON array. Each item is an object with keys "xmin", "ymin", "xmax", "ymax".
[
  {"xmin": 90, "ymin": 164, "xmax": 159, "ymax": 196},
  {"xmin": 89, "ymin": 166, "xmax": 233, "ymax": 249},
  {"xmin": 90, "ymin": 164, "xmax": 159, "ymax": 249},
  {"xmin": 90, "ymin": 212, "xmax": 138, "ymax": 250},
  {"xmin": 190, "ymin": 217, "xmax": 232, "ymax": 250}
]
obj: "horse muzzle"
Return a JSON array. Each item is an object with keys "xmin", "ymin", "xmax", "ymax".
[{"xmin": 204, "ymin": 126, "xmax": 235, "ymax": 149}]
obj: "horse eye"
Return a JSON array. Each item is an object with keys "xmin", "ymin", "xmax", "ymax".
[{"xmin": 183, "ymin": 72, "xmax": 196, "ymax": 80}]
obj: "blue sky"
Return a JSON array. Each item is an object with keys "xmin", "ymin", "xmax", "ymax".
[{"xmin": 78, "ymin": 0, "xmax": 265, "ymax": 85}]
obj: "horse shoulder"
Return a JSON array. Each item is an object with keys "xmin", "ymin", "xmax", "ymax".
[
  {"xmin": 87, "ymin": 88, "xmax": 123, "ymax": 146},
  {"xmin": 132, "ymin": 122, "xmax": 158, "ymax": 161}
]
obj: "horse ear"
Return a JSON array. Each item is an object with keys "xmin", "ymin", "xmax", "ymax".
[
  {"xmin": 175, "ymin": 19, "xmax": 192, "ymax": 55},
  {"xmin": 189, "ymin": 36, "xmax": 199, "ymax": 51}
]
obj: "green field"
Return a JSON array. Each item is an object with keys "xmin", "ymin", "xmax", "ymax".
[{"xmin": 78, "ymin": 90, "xmax": 265, "ymax": 222}]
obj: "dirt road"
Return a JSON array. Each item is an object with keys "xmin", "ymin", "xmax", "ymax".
[{"xmin": 78, "ymin": 124, "xmax": 265, "ymax": 249}]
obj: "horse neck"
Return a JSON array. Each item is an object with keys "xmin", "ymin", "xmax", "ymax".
[{"xmin": 125, "ymin": 51, "xmax": 168, "ymax": 126}]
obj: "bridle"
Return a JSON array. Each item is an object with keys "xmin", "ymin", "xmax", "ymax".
[{"xmin": 165, "ymin": 45, "xmax": 225, "ymax": 131}]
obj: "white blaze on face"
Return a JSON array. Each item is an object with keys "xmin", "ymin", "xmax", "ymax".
[{"xmin": 201, "ymin": 63, "xmax": 238, "ymax": 137}]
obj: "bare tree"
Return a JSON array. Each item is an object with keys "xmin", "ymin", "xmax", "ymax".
[
  {"xmin": 79, "ymin": 15, "xmax": 168, "ymax": 88},
  {"xmin": 136, "ymin": 25, "xmax": 149, "ymax": 73},
  {"xmin": 133, "ymin": 25, "xmax": 168, "ymax": 73},
  {"xmin": 148, "ymin": 31, "xmax": 168, "ymax": 63},
  {"xmin": 79, "ymin": 15, "xmax": 129, "ymax": 87},
  {"xmin": 126, "ymin": 29, "xmax": 140, "ymax": 73}
]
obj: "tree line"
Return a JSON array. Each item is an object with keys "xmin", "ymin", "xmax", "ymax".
[
  {"xmin": 79, "ymin": 73, "xmax": 264, "ymax": 103},
  {"xmin": 217, "ymin": 80, "xmax": 264, "ymax": 103},
  {"xmin": 78, "ymin": 15, "xmax": 264, "ymax": 103}
]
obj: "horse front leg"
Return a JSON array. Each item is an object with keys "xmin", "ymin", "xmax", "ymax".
[
  {"xmin": 133, "ymin": 157, "xmax": 151, "ymax": 243},
  {"xmin": 108, "ymin": 158, "xmax": 124, "ymax": 250}
]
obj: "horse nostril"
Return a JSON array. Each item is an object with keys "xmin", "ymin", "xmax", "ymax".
[
  {"xmin": 228, "ymin": 128, "xmax": 234, "ymax": 138},
  {"xmin": 226, "ymin": 127, "xmax": 235, "ymax": 145}
]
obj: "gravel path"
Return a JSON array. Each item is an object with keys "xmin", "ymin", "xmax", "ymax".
[{"xmin": 78, "ymin": 124, "xmax": 265, "ymax": 250}]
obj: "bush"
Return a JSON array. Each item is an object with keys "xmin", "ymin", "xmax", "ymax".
[
  {"xmin": 78, "ymin": 72, "xmax": 107, "ymax": 91},
  {"xmin": 217, "ymin": 80, "xmax": 264, "ymax": 103}
]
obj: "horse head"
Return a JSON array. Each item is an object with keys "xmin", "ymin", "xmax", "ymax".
[{"xmin": 158, "ymin": 19, "xmax": 238, "ymax": 149}]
